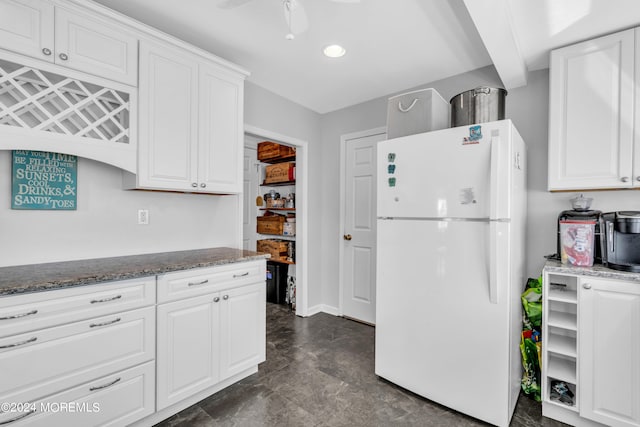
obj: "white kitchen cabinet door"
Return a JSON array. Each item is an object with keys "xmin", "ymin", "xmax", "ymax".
[
  {"xmin": 579, "ymin": 277, "xmax": 640, "ymax": 427},
  {"xmin": 138, "ymin": 40, "xmax": 199, "ymax": 192},
  {"xmin": 219, "ymin": 282, "xmax": 265, "ymax": 380},
  {"xmin": 634, "ymin": 29, "xmax": 640, "ymax": 188},
  {"xmin": 548, "ymin": 29, "xmax": 635, "ymax": 191},
  {"xmin": 198, "ymin": 64, "xmax": 243, "ymax": 193},
  {"xmin": 156, "ymin": 293, "xmax": 220, "ymax": 410},
  {"xmin": 54, "ymin": 7, "xmax": 138, "ymax": 86},
  {"xmin": 0, "ymin": 0, "xmax": 54, "ymax": 62}
]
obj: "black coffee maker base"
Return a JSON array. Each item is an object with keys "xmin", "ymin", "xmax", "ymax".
[{"xmin": 606, "ymin": 262, "xmax": 640, "ymax": 273}]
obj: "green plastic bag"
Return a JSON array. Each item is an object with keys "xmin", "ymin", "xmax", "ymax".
[
  {"xmin": 520, "ymin": 331, "xmax": 541, "ymax": 401},
  {"xmin": 522, "ymin": 277, "xmax": 542, "ymax": 329}
]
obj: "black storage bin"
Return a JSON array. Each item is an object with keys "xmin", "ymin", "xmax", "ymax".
[{"xmin": 266, "ymin": 261, "xmax": 288, "ymax": 304}]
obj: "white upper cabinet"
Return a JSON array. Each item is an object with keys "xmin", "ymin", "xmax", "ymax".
[
  {"xmin": 548, "ymin": 28, "xmax": 635, "ymax": 191},
  {"xmin": 0, "ymin": 0, "xmax": 54, "ymax": 59},
  {"xmin": 0, "ymin": 0, "xmax": 138, "ymax": 86},
  {"xmin": 133, "ymin": 39, "xmax": 245, "ymax": 194},
  {"xmin": 198, "ymin": 63, "xmax": 244, "ymax": 193},
  {"xmin": 137, "ymin": 41, "xmax": 199, "ymax": 191}
]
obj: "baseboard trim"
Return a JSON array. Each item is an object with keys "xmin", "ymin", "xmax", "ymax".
[{"xmin": 304, "ymin": 304, "xmax": 339, "ymax": 317}]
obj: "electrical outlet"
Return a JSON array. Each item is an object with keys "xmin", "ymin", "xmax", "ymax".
[{"xmin": 137, "ymin": 209, "xmax": 149, "ymax": 225}]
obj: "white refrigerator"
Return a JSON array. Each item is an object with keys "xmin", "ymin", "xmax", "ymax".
[{"xmin": 375, "ymin": 120, "xmax": 527, "ymax": 426}]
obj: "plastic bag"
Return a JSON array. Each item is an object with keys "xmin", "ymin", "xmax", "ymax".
[
  {"xmin": 521, "ymin": 277, "xmax": 542, "ymax": 329},
  {"xmin": 520, "ymin": 276, "xmax": 542, "ymax": 401}
]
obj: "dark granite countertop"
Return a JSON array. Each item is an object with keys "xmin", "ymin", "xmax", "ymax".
[
  {"xmin": 544, "ymin": 259, "xmax": 640, "ymax": 284},
  {"xmin": 0, "ymin": 247, "xmax": 269, "ymax": 296}
]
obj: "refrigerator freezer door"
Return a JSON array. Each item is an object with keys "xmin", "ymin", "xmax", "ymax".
[
  {"xmin": 375, "ymin": 218, "xmax": 513, "ymax": 426},
  {"xmin": 377, "ymin": 121, "xmax": 512, "ymax": 220}
]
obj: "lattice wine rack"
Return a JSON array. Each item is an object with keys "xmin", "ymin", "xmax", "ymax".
[{"xmin": 0, "ymin": 57, "xmax": 130, "ymax": 144}]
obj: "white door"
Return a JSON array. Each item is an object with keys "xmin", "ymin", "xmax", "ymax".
[
  {"xmin": 198, "ymin": 64, "xmax": 243, "ymax": 193},
  {"xmin": 548, "ymin": 28, "xmax": 634, "ymax": 190},
  {"xmin": 138, "ymin": 41, "xmax": 199, "ymax": 191},
  {"xmin": 219, "ymin": 282, "xmax": 266, "ymax": 380},
  {"xmin": 579, "ymin": 276, "xmax": 640, "ymax": 427},
  {"xmin": 156, "ymin": 294, "xmax": 219, "ymax": 410},
  {"xmin": 54, "ymin": 7, "xmax": 138, "ymax": 86},
  {"xmin": 0, "ymin": 0, "xmax": 54, "ymax": 62},
  {"xmin": 341, "ymin": 131, "xmax": 385, "ymax": 324},
  {"xmin": 243, "ymin": 147, "xmax": 258, "ymax": 250}
]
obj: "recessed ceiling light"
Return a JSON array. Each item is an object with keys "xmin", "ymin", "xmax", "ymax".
[{"xmin": 323, "ymin": 44, "xmax": 346, "ymax": 58}]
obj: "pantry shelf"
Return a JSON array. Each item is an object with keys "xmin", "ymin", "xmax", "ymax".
[{"xmin": 261, "ymin": 180, "xmax": 296, "ymax": 187}]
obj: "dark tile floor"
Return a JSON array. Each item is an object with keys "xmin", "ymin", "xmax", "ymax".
[{"xmin": 155, "ymin": 303, "xmax": 567, "ymax": 427}]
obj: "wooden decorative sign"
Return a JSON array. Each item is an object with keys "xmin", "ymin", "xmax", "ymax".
[{"xmin": 11, "ymin": 150, "xmax": 77, "ymax": 210}]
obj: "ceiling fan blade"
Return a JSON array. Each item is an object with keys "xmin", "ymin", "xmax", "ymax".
[
  {"xmin": 284, "ymin": 0, "xmax": 309, "ymax": 35},
  {"xmin": 217, "ymin": 0, "xmax": 255, "ymax": 9}
]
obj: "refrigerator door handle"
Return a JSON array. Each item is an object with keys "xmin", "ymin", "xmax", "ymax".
[
  {"xmin": 488, "ymin": 222, "xmax": 499, "ymax": 304},
  {"xmin": 489, "ymin": 131, "xmax": 501, "ymax": 220}
]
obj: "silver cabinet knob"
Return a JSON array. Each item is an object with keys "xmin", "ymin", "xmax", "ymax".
[
  {"xmin": 59, "ymin": 53, "xmax": 68, "ymax": 61},
  {"xmin": 213, "ymin": 297, "xmax": 220, "ymax": 302},
  {"xmin": 191, "ymin": 182, "xmax": 198, "ymax": 188},
  {"xmin": 636, "ymin": 176, "xmax": 640, "ymax": 182},
  {"xmin": 621, "ymin": 176, "xmax": 630, "ymax": 183},
  {"xmin": 42, "ymin": 48, "xmax": 52, "ymax": 56},
  {"xmin": 223, "ymin": 295, "xmax": 229, "ymax": 300},
  {"xmin": 200, "ymin": 183, "xmax": 206, "ymax": 188},
  {"xmin": 343, "ymin": 234, "xmax": 352, "ymax": 241},
  {"xmin": 583, "ymin": 283, "xmax": 592, "ymax": 289}
]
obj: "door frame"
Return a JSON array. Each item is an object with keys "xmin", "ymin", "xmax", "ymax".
[
  {"xmin": 338, "ymin": 126, "xmax": 387, "ymax": 318},
  {"xmin": 244, "ymin": 124, "xmax": 309, "ymax": 318}
]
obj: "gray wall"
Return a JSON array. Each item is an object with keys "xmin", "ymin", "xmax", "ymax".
[
  {"xmin": 319, "ymin": 65, "xmax": 640, "ymax": 311},
  {"xmin": 0, "ymin": 151, "xmax": 240, "ymax": 267}
]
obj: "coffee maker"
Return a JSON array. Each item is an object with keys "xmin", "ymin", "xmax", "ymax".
[
  {"xmin": 556, "ymin": 195, "xmax": 602, "ymax": 263},
  {"xmin": 600, "ymin": 211, "xmax": 640, "ymax": 272}
]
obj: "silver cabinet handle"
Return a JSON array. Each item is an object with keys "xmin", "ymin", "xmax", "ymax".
[
  {"xmin": 188, "ymin": 279, "xmax": 209, "ymax": 287},
  {"xmin": 200, "ymin": 183, "xmax": 206, "ymax": 188},
  {"xmin": 0, "ymin": 337, "xmax": 37, "ymax": 349},
  {"xmin": 89, "ymin": 317, "xmax": 121, "ymax": 328},
  {"xmin": 89, "ymin": 377, "xmax": 121, "ymax": 391},
  {"xmin": 223, "ymin": 295, "xmax": 229, "ymax": 300},
  {"xmin": 42, "ymin": 48, "xmax": 52, "ymax": 56},
  {"xmin": 90, "ymin": 295, "xmax": 122, "ymax": 304},
  {"xmin": 191, "ymin": 182, "xmax": 198, "ymax": 188},
  {"xmin": 0, "ymin": 409, "xmax": 36, "ymax": 425},
  {"xmin": 0, "ymin": 309, "xmax": 37, "ymax": 320},
  {"xmin": 213, "ymin": 297, "xmax": 220, "ymax": 302},
  {"xmin": 233, "ymin": 272, "xmax": 249, "ymax": 278},
  {"xmin": 621, "ymin": 176, "xmax": 630, "ymax": 183},
  {"xmin": 583, "ymin": 283, "xmax": 592, "ymax": 289},
  {"xmin": 58, "ymin": 53, "xmax": 68, "ymax": 60}
]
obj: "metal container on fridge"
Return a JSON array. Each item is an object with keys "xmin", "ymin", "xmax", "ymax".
[{"xmin": 450, "ymin": 87, "xmax": 507, "ymax": 127}]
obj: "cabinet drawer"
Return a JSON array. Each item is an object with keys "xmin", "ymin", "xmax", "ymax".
[
  {"xmin": 0, "ymin": 277, "xmax": 156, "ymax": 337},
  {"xmin": 157, "ymin": 260, "xmax": 265, "ymax": 303},
  {"xmin": 0, "ymin": 361, "xmax": 155, "ymax": 427},
  {"xmin": 0, "ymin": 306, "xmax": 154, "ymax": 404}
]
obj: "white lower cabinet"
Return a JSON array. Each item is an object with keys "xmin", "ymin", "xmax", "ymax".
[
  {"xmin": 0, "ymin": 259, "xmax": 266, "ymax": 426},
  {"xmin": 0, "ymin": 361, "xmax": 155, "ymax": 427},
  {"xmin": 0, "ymin": 277, "xmax": 156, "ymax": 427},
  {"xmin": 543, "ymin": 269, "xmax": 640, "ymax": 427},
  {"xmin": 156, "ymin": 280, "xmax": 266, "ymax": 410},
  {"xmin": 579, "ymin": 277, "xmax": 640, "ymax": 427}
]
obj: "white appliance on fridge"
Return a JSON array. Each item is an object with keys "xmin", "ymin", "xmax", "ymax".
[{"xmin": 375, "ymin": 120, "xmax": 526, "ymax": 427}]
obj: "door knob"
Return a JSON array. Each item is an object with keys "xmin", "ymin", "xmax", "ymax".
[
  {"xmin": 343, "ymin": 234, "xmax": 352, "ymax": 241},
  {"xmin": 583, "ymin": 283, "xmax": 592, "ymax": 289}
]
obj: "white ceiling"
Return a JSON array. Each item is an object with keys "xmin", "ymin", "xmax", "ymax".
[{"xmin": 93, "ymin": 0, "xmax": 640, "ymax": 114}]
